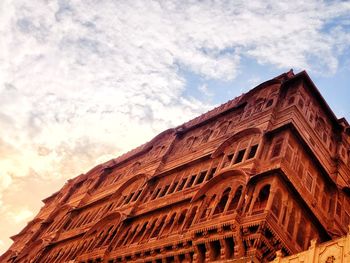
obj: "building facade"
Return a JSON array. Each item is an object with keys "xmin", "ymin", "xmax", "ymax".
[
  {"xmin": 1, "ymin": 70, "xmax": 350, "ymax": 263},
  {"xmin": 271, "ymin": 229, "xmax": 350, "ymax": 263}
]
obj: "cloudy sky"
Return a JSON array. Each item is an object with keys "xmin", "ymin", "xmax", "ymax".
[{"xmin": 1, "ymin": 0, "xmax": 350, "ymax": 254}]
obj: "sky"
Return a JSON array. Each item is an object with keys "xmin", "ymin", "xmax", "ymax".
[{"xmin": 0, "ymin": 0, "xmax": 350, "ymax": 255}]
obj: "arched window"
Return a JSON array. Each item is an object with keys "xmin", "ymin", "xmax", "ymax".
[
  {"xmin": 173, "ymin": 210, "xmax": 187, "ymax": 232},
  {"xmin": 252, "ymin": 185, "xmax": 270, "ymax": 213},
  {"xmin": 142, "ymin": 220, "xmax": 157, "ymax": 241},
  {"xmin": 96, "ymin": 225, "xmax": 114, "ymax": 248},
  {"xmin": 271, "ymin": 190, "xmax": 282, "ymax": 219},
  {"xmin": 228, "ymin": 186, "xmax": 243, "ymax": 211},
  {"xmin": 150, "ymin": 216, "xmax": 166, "ymax": 238},
  {"xmin": 200, "ymin": 195, "xmax": 216, "ymax": 219},
  {"xmin": 115, "ymin": 226, "xmax": 131, "ymax": 248},
  {"xmin": 213, "ymin": 188, "xmax": 231, "ymax": 214},
  {"xmin": 184, "ymin": 206, "xmax": 198, "ymax": 229},
  {"xmin": 162, "ymin": 213, "xmax": 176, "ymax": 236},
  {"xmin": 132, "ymin": 222, "xmax": 148, "ymax": 244},
  {"xmin": 105, "ymin": 225, "xmax": 119, "ymax": 245}
]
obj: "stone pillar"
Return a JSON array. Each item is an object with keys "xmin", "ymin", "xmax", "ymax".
[
  {"xmin": 219, "ymin": 239, "xmax": 230, "ymax": 260},
  {"xmin": 204, "ymin": 242, "xmax": 211, "ymax": 261},
  {"xmin": 234, "ymin": 233, "xmax": 245, "ymax": 258}
]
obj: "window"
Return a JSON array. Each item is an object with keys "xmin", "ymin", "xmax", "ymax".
[
  {"xmin": 186, "ymin": 175, "xmax": 196, "ymax": 188},
  {"xmin": 200, "ymin": 195, "xmax": 216, "ymax": 219},
  {"xmin": 167, "ymin": 181, "xmax": 178, "ymax": 194},
  {"xmin": 159, "ymin": 185, "xmax": 170, "ymax": 197},
  {"xmin": 195, "ymin": 171, "xmax": 207, "ymax": 185},
  {"xmin": 271, "ymin": 138, "xmax": 283, "ymax": 158},
  {"xmin": 213, "ymin": 188, "xmax": 231, "ymax": 214},
  {"xmin": 124, "ymin": 192, "xmax": 135, "ymax": 204},
  {"xmin": 150, "ymin": 217, "xmax": 166, "ymax": 238},
  {"xmin": 184, "ymin": 207, "xmax": 198, "ymax": 229},
  {"xmin": 234, "ymin": 149, "xmax": 246, "ymax": 164},
  {"xmin": 206, "ymin": 167, "xmax": 216, "ymax": 181},
  {"xmin": 247, "ymin": 144, "xmax": 258, "ymax": 159},
  {"xmin": 132, "ymin": 189, "xmax": 142, "ymax": 202},
  {"xmin": 266, "ymin": 99, "xmax": 273, "ymax": 108},
  {"xmin": 177, "ymin": 178, "xmax": 187, "ymax": 191},
  {"xmin": 305, "ymin": 173, "xmax": 313, "ymax": 192},
  {"xmin": 271, "ymin": 191, "xmax": 282, "ymax": 219},
  {"xmin": 151, "ymin": 188, "xmax": 161, "ymax": 200},
  {"xmin": 162, "ymin": 213, "xmax": 176, "ymax": 236},
  {"xmin": 173, "ymin": 210, "xmax": 187, "ymax": 232},
  {"xmin": 228, "ymin": 186, "xmax": 242, "ymax": 211},
  {"xmin": 252, "ymin": 185, "xmax": 270, "ymax": 213},
  {"xmin": 297, "ymin": 163, "xmax": 304, "ymax": 179}
]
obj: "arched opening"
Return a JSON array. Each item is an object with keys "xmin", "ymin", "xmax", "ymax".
[
  {"xmin": 184, "ymin": 206, "xmax": 198, "ymax": 229},
  {"xmin": 131, "ymin": 222, "xmax": 147, "ymax": 244},
  {"xmin": 142, "ymin": 220, "xmax": 157, "ymax": 241},
  {"xmin": 213, "ymin": 188, "xmax": 231, "ymax": 215},
  {"xmin": 161, "ymin": 213, "xmax": 176, "ymax": 236},
  {"xmin": 96, "ymin": 225, "xmax": 114, "ymax": 248},
  {"xmin": 150, "ymin": 216, "xmax": 166, "ymax": 238},
  {"xmin": 228, "ymin": 186, "xmax": 243, "ymax": 211},
  {"xmin": 271, "ymin": 190, "xmax": 283, "ymax": 220},
  {"xmin": 200, "ymin": 195, "xmax": 216, "ymax": 219},
  {"xmin": 173, "ymin": 210, "xmax": 187, "ymax": 232},
  {"xmin": 252, "ymin": 185, "xmax": 270, "ymax": 214}
]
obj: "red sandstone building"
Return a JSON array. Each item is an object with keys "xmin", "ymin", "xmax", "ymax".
[{"xmin": 1, "ymin": 70, "xmax": 350, "ymax": 263}]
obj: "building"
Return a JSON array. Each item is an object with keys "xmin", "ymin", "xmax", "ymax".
[
  {"xmin": 1, "ymin": 70, "xmax": 350, "ymax": 263},
  {"xmin": 271, "ymin": 229, "xmax": 350, "ymax": 263}
]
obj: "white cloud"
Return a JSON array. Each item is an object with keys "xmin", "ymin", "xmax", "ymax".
[
  {"xmin": 0, "ymin": 0, "xmax": 350, "ymax": 255},
  {"xmin": 9, "ymin": 208, "xmax": 33, "ymax": 224},
  {"xmin": 198, "ymin": 83, "xmax": 214, "ymax": 98}
]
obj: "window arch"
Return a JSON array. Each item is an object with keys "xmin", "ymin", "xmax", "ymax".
[
  {"xmin": 131, "ymin": 221, "xmax": 148, "ymax": 244},
  {"xmin": 228, "ymin": 186, "xmax": 243, "ymax": 211},
  {"xmin": 173, "ymin": 210, "xmax": 187, "ymax": 232},
  {"xmin": 252, "ymin": 185, "xmax": 270, "ymax": 213},
  {"xmin": 200, "ymin": 195, "xmax": 216, "ymax": 219},
  {"xmin": 162, "ymin": 213, "xmax": 176, "ymax": 236},
  {"xmin": 150, "ymin": 216, "xmax": 166, "ymax": 238},
  {"xmin": 142, "ymin": 219, "xmax": 157, "ymax": 241},
  {"xmin": 184, "ymin": 206, "xmax": 198, "ymax": 229},
  {"xmin": 271, "ymin": 190, "xmax": 283, "ymax": 219},
  {"xmin": 213, "ymin": 188, "xmax": 231, "ymax": 215}
]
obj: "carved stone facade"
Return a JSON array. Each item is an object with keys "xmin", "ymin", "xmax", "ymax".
[
  {"xmin": 271, "ymin": 229, "xmax": 350, "ymax": 262},
  {"xmin": 1, "ymin": 70, "xmax": 350, "ymax": 263}
]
